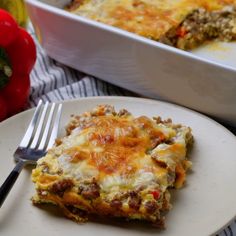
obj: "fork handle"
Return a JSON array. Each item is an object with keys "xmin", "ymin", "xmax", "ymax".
[{"xmin": 0, "ymin": 161, "xmax": 25, "ymax": 208}]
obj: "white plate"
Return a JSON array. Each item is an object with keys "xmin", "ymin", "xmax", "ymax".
[{"xmin": 0, "ymin": 96, "xmax": 236, "ymax": 236}]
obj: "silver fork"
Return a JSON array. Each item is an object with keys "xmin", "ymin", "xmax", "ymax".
[{"xmin": 0, "ymin": 100, "xmax": 62, "ymax": 207}]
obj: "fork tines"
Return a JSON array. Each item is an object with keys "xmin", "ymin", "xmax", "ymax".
[{"xmin": 19, "ymin": 100, "xmax": 62, "ymax": 151}]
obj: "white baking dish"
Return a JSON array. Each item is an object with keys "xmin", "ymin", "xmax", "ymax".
[{"xmin": 26, "ymin": 0, "xmax": 236, "ymax": 126}]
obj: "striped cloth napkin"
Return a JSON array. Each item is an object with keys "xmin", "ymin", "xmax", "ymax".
[{"xmin": 28, "ymin": 26, "xmax": 236, "ymax": 236}]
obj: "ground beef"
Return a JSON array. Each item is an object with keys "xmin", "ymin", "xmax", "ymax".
[
  {"xmin": 110, "ymin": 199, "xmax": 122, "ymax": 209},
  {"xmin": 159, "ymin": 6, "xmax": 236, "ymax": 50},
  {"xmin": 117, "ymin": 109, "xmax": 131, "ymax": 117},
  {"xmin": 80, "ymin": 183, "xmax": 100, "ymax": 200},
  {"xmin": 66, "ymin": 0, "xmax": 88, "ymax": 11},
  {"xmin": 128, "ymin": 191, "xmax": 141, "ymax": 210},
  {"xmin": 145, "ymin": 200, "xmax": 158, "ymax": 214},
  {"xmin": 65, "ymin": 204, "xmax": 88, "ymax": 217},
  {"xmin": 51, "ymin": 179, "xmax": 74, "ymax": 197}
]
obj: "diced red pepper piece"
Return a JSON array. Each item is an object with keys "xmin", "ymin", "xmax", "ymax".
[
  {"xmin": 151, "ymin": 190, "xmax": 160, "ymax": 200},
  {"xmin": 176, "ymin": 27, "xmax": 187, "ymax": 38}
]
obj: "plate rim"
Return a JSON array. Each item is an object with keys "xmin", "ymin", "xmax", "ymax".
[{"xmin": 1, "ymin": 96, "xmax": 235, "ymax": 138}]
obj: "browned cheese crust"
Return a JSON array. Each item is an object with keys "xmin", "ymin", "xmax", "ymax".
[{"xmin": 32, "ymin": 105, "xmax": 193, "ymax": 228}]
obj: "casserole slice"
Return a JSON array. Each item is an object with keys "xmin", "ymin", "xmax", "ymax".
[{"xmin": 32, "ymin": 105, "xmax": 193, "ymax": 227}]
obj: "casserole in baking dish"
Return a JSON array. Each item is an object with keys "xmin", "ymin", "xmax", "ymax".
[
  {"xmin": 67, "ymin": 0, "xmax": 236, "ymax": 50},
  {"xmin": 26, "ymin": 0, "xmax": 236, "ymax": 126}
]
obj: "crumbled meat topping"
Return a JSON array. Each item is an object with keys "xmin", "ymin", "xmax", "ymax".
[
  {"xmin": 51, "ymin": 179, "xmax": 74, "ymax": 197},
  {"xmin": 160, "ymin": 6, "xmax": 236, "ymax": 50},
  {"xmin": 145, "ymin": 200, "xmax": 158, "ymax": 214},
  {"xmin": 80, "ymin": 182, "xmax": 100, "ymax": 199}
]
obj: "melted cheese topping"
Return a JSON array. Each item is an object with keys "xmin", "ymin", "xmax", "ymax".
[
  {"xmin": 34, "ymin": 107, "xmax": 191, "ymax": 191},
  {"xmin": 69, "ymin": 0, "xmax": 236, "ymax": 39},
  {"xmin": 32, "ymin": 105, "xmax": 193, "ymax": 225}
]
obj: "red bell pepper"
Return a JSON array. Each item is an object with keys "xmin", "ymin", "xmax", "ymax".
[{"xmin": 0, "ymin": 9, "xmax": 36, "ymax": 121}]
